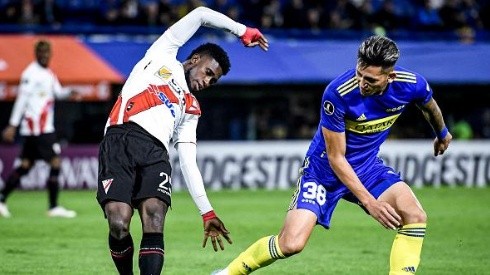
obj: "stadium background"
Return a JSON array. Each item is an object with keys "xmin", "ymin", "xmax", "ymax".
[{"xmin": 1, "ymin": 0, "xmax": 489, "ymax": 190}]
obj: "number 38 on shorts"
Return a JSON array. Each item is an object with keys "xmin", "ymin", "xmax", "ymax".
[{"xmin": 302, "ymin": 182, "xmax": 327, "ymax": 206}]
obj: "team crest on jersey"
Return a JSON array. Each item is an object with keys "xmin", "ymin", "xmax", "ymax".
[
  {"xmin": 155, "ymin": 66, "xmax": 172, "ymax": 80},
  {"xmin": 323, "ymin": 100, "xmax": 335, "ymax": 115}
]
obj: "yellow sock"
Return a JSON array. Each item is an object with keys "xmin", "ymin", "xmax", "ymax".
[
  {"xmin": 390, "ymin": 223, "xmax": 426, "ymax": 274},
  {"xmin": 226, "ymin": 235, "xmax": 285, "ymax": 275}
]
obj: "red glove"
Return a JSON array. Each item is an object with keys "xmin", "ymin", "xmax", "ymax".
[{"xmin": 240, "ymin": 27, "xmax": 269, "ymax": 51}]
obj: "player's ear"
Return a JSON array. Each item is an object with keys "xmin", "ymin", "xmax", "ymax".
[
  {"xmin": 190, "ymin": 53, "xmax": 201, "ymax": 64},
  {"xmin": 387, "ymin": 72, "xmax": 396, "ymax": 83}
]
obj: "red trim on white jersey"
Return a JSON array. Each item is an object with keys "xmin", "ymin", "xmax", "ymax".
[{"xmin": 40, "ymin": 100, "xmax": 54, "ymax": 133}]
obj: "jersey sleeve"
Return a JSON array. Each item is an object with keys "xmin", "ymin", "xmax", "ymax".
[
  {"xmin": 172, "ymin": 114, "xmax": 198, "ymax": 146},
  {"xmin": 51, "ymin": 73, "xmax": 71, "ymax": 99},
  {"xmin": 9, "ymin": 73, "xmax": 32, "ymax": 126},
  {"xmin": 147, "ymin": 7, "xmax": 246, "ymax": 57},
  {"xmin": 320, "ymin": 85, "xmax": 346, "ymax": 133},
  {"xmin": 176, "ymin": 142, "xmax": 213, "ymax": 215},
  {"xmin": 413, "ymin": 73, "xmax": 433, "ymax": 105}
]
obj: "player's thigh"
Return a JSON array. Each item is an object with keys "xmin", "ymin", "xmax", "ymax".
[
  {"xmin": 133, "ymin": 158, "xmax": 172, "ymax": 208},
  {"xmin": 96, "ymin": 134, "xmax": 135, "ymax": 208},
  {"xmin": 36, "ymin": 133, "xmax": 60, "ymax": 162},
  {"xmin": 378, "ymin": 181, "xmax": 426, "ymax": 224}
]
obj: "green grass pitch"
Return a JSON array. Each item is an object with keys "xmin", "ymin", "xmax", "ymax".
[{"xmin": 0, "ymin": 187, "xmax": 489, "ymax": 274}]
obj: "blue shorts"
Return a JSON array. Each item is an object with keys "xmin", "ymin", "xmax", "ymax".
[{"xmin": 288, "ymin": 163, "xmax": 402, "ymax": 229}]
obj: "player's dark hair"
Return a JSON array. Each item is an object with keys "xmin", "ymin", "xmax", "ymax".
[
  {"xmin": 187, "ymin": 43, "xmax": 231, "ymax": 75},
  {"xmin": 35, "ymin": 39, "xmax": 51, "ymax": 51},
  {"xmin": 357, "ymin": 35, "xmax": 399, "ymax": 71}
]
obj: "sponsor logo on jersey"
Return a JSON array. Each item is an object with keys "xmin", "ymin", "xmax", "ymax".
[
  {"xmin": 386, "ymin": 104, "xmax": 405, "ymax": 113},
  {"xmin": 168, "ymin": 78, "xmax": 184, "ymax": 94},
  {"xmin": 155, "ymin": 66, "xmax": 186, "ymax": 95},
  {"xmin": 323, "ymin": 100, "xmax": 335, "ymax": 115},
  {"xmin": 155, "ymin": 66, "xmax": 172, "ymax": 80},
  {"xmin": 147, "ymin": 84, "xmax": 176, "ymax": 117},
  {"xmin": 345, "ymin": 113, "xmax": 401, "ymax": 134},
  {"xmin": 102, "ymin": 178, "xmax": 114, "ymax": 194}
]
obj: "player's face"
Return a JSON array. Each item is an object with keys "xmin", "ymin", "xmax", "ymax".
[
  {"xmin": 185, "ymin": 55, "xmax": 223, "ymax": 92},
  {"xmin": 35, "ymin": 45, "xmax": 52, "ymax": 68},
  {"xmin": 355, "ymin": 65, "xmax": 395, "ymax": 96}
]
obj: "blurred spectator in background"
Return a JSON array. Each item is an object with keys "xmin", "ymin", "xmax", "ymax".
[
  {"xmin": 157, "ymin": 0, "xmax": 179, "ymax": 26},
  {"xmin": 2, "ymin": 0, "xmax": 490, "ymax": 33},
  {"xmin": 260, "ymin": 0, "xmax": 283, "ymax": 29},
  {"xmin": 474, "ymin": 108, "xmax": 490, "ymax": 139},
  {"xmin": 282, "ymin": 0, "xmax": 307, "ymax": 29},
  {"xmin": 36, "ymin": 0, "xmax": 63, "ymax": 27},
  {"xmin": 451, "ymin": 119, "xmax": 474, "ymax": 139},
  {"xmin": 98, "ymin": 0, "xmax": 120, "ymax": 25},
  {"xmin": 372, "ymin": 0, "xmax": 409, "ymax": 32},
  {"xmin": 118, "ymin": 0, "xmax": 144, "ymax": 25},
  {"xmin": 328, "ymin": 0, "xmax": 358, "ymax": 30},
  {"xmin": 414, "ymin": 0, "xmax": 443, "ymax": 31}
]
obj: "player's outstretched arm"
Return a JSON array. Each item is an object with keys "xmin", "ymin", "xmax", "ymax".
[
  {"xmin": 177, "ymin": 142, "xmax": 233, "ymax": 251},
  {"xmin": 165, "ymin": 7, "xmax": 268, "ymax": 51},
  {"xmin": 417, "ymin": 98, "xmax": 452, "ymax": 156}
]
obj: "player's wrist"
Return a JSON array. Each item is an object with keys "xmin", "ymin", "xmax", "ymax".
[
  {"xmin": 202, "ymin": 210, "xmax": 217, "ymax": 222},
  {"xmin": 436, "ymin": 126, "xmax": 448, "ymax": 140}
]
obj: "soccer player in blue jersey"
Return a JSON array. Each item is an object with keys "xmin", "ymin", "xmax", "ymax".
[{"xmin": 213, "ymin": 35, "xmax": 452, "ymax": 275}]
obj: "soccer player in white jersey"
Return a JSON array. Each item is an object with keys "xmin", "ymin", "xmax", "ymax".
[
  {"xmin": 95, "ymin": 7, "xmax": 268, "ymax": 275},
  {"xmin": 0, "ymin": 40, "xmax": 77, "ymax": 219}
]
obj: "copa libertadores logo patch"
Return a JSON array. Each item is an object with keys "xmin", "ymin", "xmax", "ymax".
[{"xmin": 323, "ymin": 100, "xmax": 335, "ymax": 115}]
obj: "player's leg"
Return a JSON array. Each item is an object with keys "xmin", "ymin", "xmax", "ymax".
[
  {"xmin": 105, "ymin": 201, "xmax": 135, "ymax": 275},
  {"xmin": 133, "ymin": 154, "xmax": 171, "ymax": 275},
  {"xmin": 221, "ymin": 209, "xmax": 317, "ymax": 275},
  {"xmin": 0, "ymin": 158, "xmax": 31, "ymax": 217},
  {"xmin": 96, "ymin": 127, "xmax": 138, "ymax": 275},
  {"xmin": 378, "ymin": 182, "xmax": 427, "ymax": 274},
  {"xmin": 138, "ymin": 198, "xmax": 168, "ymax": 275},
  {"xmin": 36, "ymin": 134, "xmax": 75, "ymax": 217},
  {"xmin": 47, "ymin": 156, "xmax": 61, "ymax": 210},
  {"xmin": 217, "ymin": 176, "xmax": 330, "ymax": 275}
]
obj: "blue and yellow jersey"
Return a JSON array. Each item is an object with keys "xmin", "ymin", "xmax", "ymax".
[{"xmin": 304, "ymin": 66, "xmax": 433, "ymax": 182}]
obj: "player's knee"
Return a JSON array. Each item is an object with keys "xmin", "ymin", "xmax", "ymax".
[
  {"xmin": 404, "ymin": 208, "xmax": 427, "ymax": 224},
  {"xmin": 278, "ymin": 235, "xmax": 306, "ymax": 256},
  {"xmin": 105, "ymin": 203, "xmax": 132, "ymax": 238},
  {"xmin": 108, "ymin": 216, "xmax": 130, "ymax": 238}
]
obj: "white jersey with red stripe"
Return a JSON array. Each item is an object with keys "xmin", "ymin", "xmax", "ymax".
[
  {"xmin": 9, "ymin": 61, "xmax": 69, "ymax": 136},
  {"xmin": 105, "ymin": 7, "xmax": 246, "ymax": 151}
]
